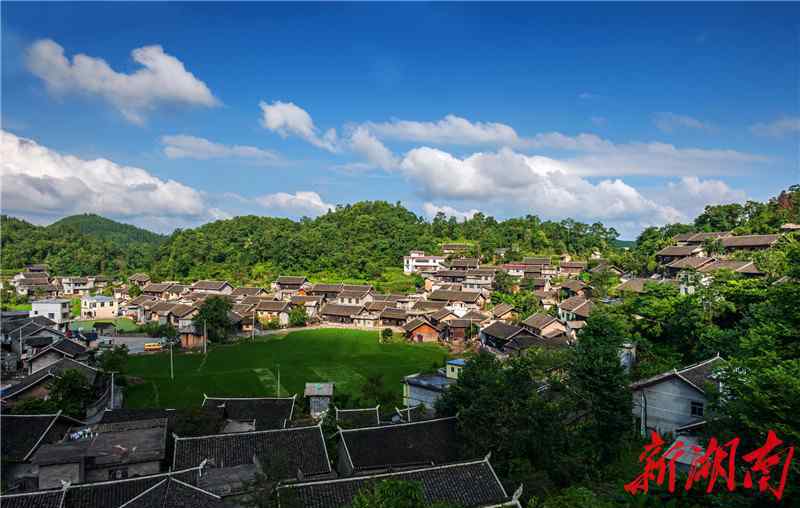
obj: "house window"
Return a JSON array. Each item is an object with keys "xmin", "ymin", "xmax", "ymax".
[
  {"xmin": 47, "ymin": 313, "xmax": 54, "ymax": 319},
  {"xmin": 690, "ymin": 401, "xmax": 704, "ymax": 417}
]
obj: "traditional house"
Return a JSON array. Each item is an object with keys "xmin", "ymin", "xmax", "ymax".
[
  {"xmin": 320, "ymin": 303, "xmax": 363, "ymax": 324},
  {"xmin": 128, "ymin": 273, "xmax": 151, "ymax": 288},
  {"xmin": 0, "ymin": 465, "xmax": 226, "ymax": 508},
  {"xmin": 427, "ymin": 290, "xmax": 485, "ymax": 311},
  {"xmin": 589, "ymin": 263, "xmax": 623, "ymax": 277},
  {"xmin": 720, "ymin": 234, "xmax": 781, "ymax": 252},
  {"xmin": 558, "ymin": 296, "xmax": 594, "ymax": 322},
  {"xmin": 663, "ymin": 256, "xmax": 715, "ymax": 277},
  {"xmin": 202, "ymin": 395, "xmax": 296, "ymax": 432},
  {"xmin": 442, "ymin": 319, "xmax": 480, "ymax": 344},
  {"xmin": 290, "ymin": 295, "xmax": 324, "ymax": 318},
  {"xmin": 461, "ymin": 309, "xmax": 491, "ymax": 324},
  {"xmin": 231, "ymin": 286, "xmax": 268, "ymax": 301},
  {"xmin": 434, "ymin": 269, "xmax": 468, "ymax": 283},
  {"xmin": 448, "ymin": 258, "xmax": 480, "ymax": 271},
  {"xmin": 163, "ymin": 284, "xmax": 189, "ymax": 300},
  {"xmin": 503, "ymin": 333, "xmax": 571, "ymax": 356},
  {"xmin": 1, "ymin": 358, "xmax": 100, "ymax": 407},
  {"xmin": 522, "ymin": 256, "xmax": 550, "ymax": 267},
  {"xmin": 521, "ymin": 313, "xmax": 567, "ymax": 338},
  {"xmin": 30, "ymin": 418, "xmax": 167, "ymax": 488},
  {"xmin": 28, "ymin": 338, "xmax": 88, "ymax": 374},
  {"xmin": 697, "ymin": 259, "xmax": 763, "ymax": 277},
  {"xmin": 309, "ymin": 283, "xmax": 344, "ymax": 300},
  {"xmin": 30, "ymin": 299, "xmax": 71, "ymax": 324},
  {"xmin": 655, "ymin": 245, "xmax": 704, "ymax": 265},
  {"xmin": 336, "ymin": 416, "xmax": 464, "ymax": 476},
  {"xmin": 560, "ymin": 279, "xmax": 590, "ymax": 298},
  {"xmin": 337, "ymin": 289, "xmax": 373, "ymax": 306},
  {"xmin": 631, "ymin": 355, "xmax": 725, "ymax": 435},
  {"xmin": 490, "ymin": 303, "xmax": 516, "ymax": 322},
  {"xmin": 142, "ymin": 282, "xmax": 175, "ymax": 299},
  {"xmin": 191, "ymin": 280, "xmax": 234, "ymax": 295},
  {"xmin": 277, "ymin": 456, "xmax": 517, "ymax": 508},
  {"xmin": 403, "ymin": 317, "xmax": 444, "ymax": 343},
  {"xmin": 480, "ymin": 321, "xmax": 537, "ymax": 350},
  {"xmin": 559, "ymin": 261, "xmax": 587, "ymax": 277},
  {"xmin": 0, "ymin": 412, "xmax": 84, "ymax": 492},
  {"xmin": 522, "ymin": 275, "xmax": 550, "ymax": 292},
  {"xmin": 60, "ymin": 277, "xmax": 94, "ymax": 296},
  {"xmin": 499, "ymin": 263, "xmax": 528, "ymax": 277},
  {"xmin": 379, "ymin": 307, "xmax": 408, "ymax": 328},
  {"xmin": 352, "ymin": 301, "xmax": 389, "ymax": 328},
  {"xmin": 173, "ymin": 425, "xmax": 331, "ymax": 497},
  {"xmin": 274, "ymin": 276, "xmax": 309, "ymax": 299},
  {"xmin": 255, "ymin": 300, "xmax": 291, "ymax": 326},
  {"xmin": 441, "ymin": 243, "xmax": 470, "ymax": 254},
  {"xmin": 409, "ymin": 300, "xmax": 448, "ymax": 315},
  {"xmin": 80, "ymin": 295, "xmax": 118, "ymax": 320}
]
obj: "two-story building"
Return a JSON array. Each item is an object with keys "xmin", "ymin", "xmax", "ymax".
[
  {"xmin": 29, "ymin": 299, "xmax": 71, "ymax": 325},
  {"xmin": 403, "ymin": 251, "xmax": 447, "ymax": 274},
  {"xmin": 80, "ymin": 295, "xmax": 118, "ymax": 320}
]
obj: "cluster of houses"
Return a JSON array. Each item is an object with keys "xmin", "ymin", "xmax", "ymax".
[
  {"xmin": 8, "ymin": 265, "xmax": 111, "ymax": 299},
  {"xmin": 0, "ymin": 382, "xmax": 523, "ymax": 508}
]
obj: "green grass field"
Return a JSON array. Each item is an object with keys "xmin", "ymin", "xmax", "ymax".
[
  {"xmin": 125, "ymin": 328, "xmax": 447, "ymax": 409},
  {"xmin": 2, "ymin": 303, "xmax": 32, "ymax": 311}
]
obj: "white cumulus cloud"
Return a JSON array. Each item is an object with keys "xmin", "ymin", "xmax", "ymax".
[
  {"xmin": 365, "ymin": 114, "xmax": 520, "ymax": 146},
  {"xmin": 349, "ymin": 126, "xmax": 399, "ymax": 170},
  {"xmin": 660, "ymin": 176, "xmax": 748, "ymax": 218},
  {"xmin": 398, "ymin": 146, "xmax": 683, "ymax": 228},
  {"xmin": 750, "ymin": 117, "xmax": 800, "ymax": 138},
  {"xmin": 259, "ymin": 100, "xmax": 339, "ymax": 152},
  {"xmin": 26, "ymin": 39, "xmax": 219, "ymax": 125},
  {"xmin": 1, "ymin": 130, "xmax": 207, "ymax": 228},
  {"xmin": 254, "ymin": 191, "xmax": 333, "ymax": 217},
  {"xmin": 161, "ymin": 135, "xmax": 282, "ymax": 165}
]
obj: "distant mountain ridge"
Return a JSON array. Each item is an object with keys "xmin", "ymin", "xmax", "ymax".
[{"xmin": 48, "ymin": 214, "xmax": 165, "ymax": 246}]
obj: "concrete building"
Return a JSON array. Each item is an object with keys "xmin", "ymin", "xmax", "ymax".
[
  {"xmin": 401, "ymin": 359, "xmax": 463, "ymax": 409},
  {"xmin": 403, "ymin": 251, "xmax": 447, "ymax": 274},
  {"xmin": 80, "ymin": 295, "xmax": 118, "ymax": 320},
  {"xmin": 29, "ymin": 299, "xmax": 71, "ymax": 324}
]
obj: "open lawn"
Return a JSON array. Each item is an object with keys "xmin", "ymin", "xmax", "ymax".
[
  {"xmin": 2, "ymin": 303, "xmax": 31, "ymax": 311},
  {"xmin": 125, "ymin": 328, "xmax": 447, "ymax": 409}
]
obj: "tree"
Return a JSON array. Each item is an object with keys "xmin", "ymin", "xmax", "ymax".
[
  {"xmin": 289, "ymin": 305, "xmax": 308, "ymax": 327},
  {"xmin": 49, "ymin": 369, "xmax": 94, "ymax": 418},
  {"xmin": 566, "ymin": 308, "xmax": 632, "ymax": 465},
  {"xmin": 194, "ymin": 295, "xmax": 234, "ymax": 342},
  {"xmin": 128, "ymin": 284, "xmax": 142, "ymax": 298},
  {"xmin": 493, "ymin": 270, "xmax": 515, "ymax": 293},
  {"xmin": 349, "ymin": 480, "xmax": 427, "ymax": 508},
  {"xmin": 99, "ymin": 344, "xmax": 129, "ymax": 373},
  {"xmin": 9, "ymin": 398, "xmax": 60, "ymax": 414},
  {"xmin": 381, "ymin": 328, "xmax": 393, "ymax": 341}
]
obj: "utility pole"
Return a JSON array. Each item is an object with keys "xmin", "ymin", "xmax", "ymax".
[
  {"xmin": 251, "ymin": 312, "xmax": 255, "ymax": 342},
  {"xmin": 203, "ymin": 320, "xmax": 207, "ymax": 355},
  {"xmin": 170, "ymin": 342, "xmax": 174, "ymax": 381},
  {"xmin": 276, "ymin": 364, "xmax": 280, "ymax": 397}
]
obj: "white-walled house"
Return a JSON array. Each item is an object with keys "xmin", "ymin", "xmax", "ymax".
[
  {"xmin": 403, "ymin": 251, "xmax": 447, "ymax": 274},
  {"xmin": 80, "ymin": 295, "xmax": 118, "ymax": 320},
  {"xmin": 630, "ymin": 355, "xmax": 724, "ymax": 436},
  {"xmin": 29, "ymin": 299, "xmax": 70, "ymax": 325}
]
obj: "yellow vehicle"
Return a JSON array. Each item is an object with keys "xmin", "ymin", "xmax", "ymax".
[{"xmin": 143, "ymin": 342, "xmax": 163, "ymax": 352}]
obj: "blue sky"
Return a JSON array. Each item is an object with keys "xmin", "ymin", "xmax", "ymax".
[{"xmin": 2, "ymin": 2, "xmax": 798, "ymax": 238}]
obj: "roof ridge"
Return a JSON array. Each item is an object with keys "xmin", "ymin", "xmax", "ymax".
[
  {"xmin": 174, "ymin": 423, "xmax": 320, "ymax": 441},
  {"xmin": 339, "ymin": 415, "xmax": 456, "ymax": 433},
  {"xmin": 279, "ymin": 456, "xmax": 492, "ymax": 488}
]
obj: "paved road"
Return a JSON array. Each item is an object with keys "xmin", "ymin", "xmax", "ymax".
[{"xmin": 100, "ymin": 335, "xmax": 155, "ymax": 354}]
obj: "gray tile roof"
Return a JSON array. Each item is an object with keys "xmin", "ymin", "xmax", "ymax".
[
  {"xmin": 202, "ymin": 395, "xmax": 296, "ymax": 430},
  {"xmin": 173, "ymin": 425, "xmax": 331, "ymax": 479},
  {"xmin": 279, "ymin": 458, "xmax": 509, "ymax": 508},
  {"xmin": 335, "ymin": 406, "xmax": 381, "ymax": 429},
  {"xmin": 339, "ymin": 417, "xmax": 464, "ymax": 472}
]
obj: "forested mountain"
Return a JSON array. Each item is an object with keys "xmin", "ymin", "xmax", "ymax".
[
  {"xmin": 0, "ymin": 215, "xmax": 157, "ymax": 275},
  {"xmin": 2, "ymin": 187, "xmax": 797, "ymax": 281},
  {"xmin": 49, "ymin": 214, "xmax": 165, "ymax": 246}
]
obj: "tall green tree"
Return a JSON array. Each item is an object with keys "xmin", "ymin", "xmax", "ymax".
[
  {"xmin": 48, "ymin": 370, "xmax": 94, "ymax": 418},
  {"xmin": 194, "ymin": 295, "xmax": 234, "ymax": 343}
]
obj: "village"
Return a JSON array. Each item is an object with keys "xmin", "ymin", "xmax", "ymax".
[{"xmin": 1, "ymin": 224, "xmax": 795, "ymax": 508}]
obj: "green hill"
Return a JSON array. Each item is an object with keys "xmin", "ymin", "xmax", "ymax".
[{"xmin": 48, "ymin": 214, "xmax": 165, "ymax": 246}]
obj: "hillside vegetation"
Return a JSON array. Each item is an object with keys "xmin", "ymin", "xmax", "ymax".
[{"xmin": 2, "ymin": 187, "xmax": 797, "ymax": 282}]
